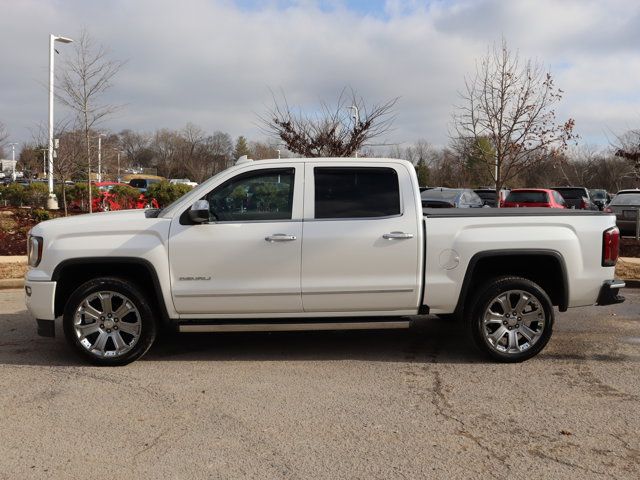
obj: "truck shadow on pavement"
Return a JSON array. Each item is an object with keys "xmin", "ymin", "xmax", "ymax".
[
  {"xmin": 0, "ymin": 313, "xmax": 484, "ymax": 366},
  {"xmin": 147, "ymin": 317, "xmax": 479, "ymax": 364},
  {"xmin": 1, "ymin": 311, "xmax": 635, "ymax": 366}
]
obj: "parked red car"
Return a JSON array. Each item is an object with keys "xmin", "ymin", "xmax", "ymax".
[
  {"xmin": 70, "ymin": 182, "xmax": 159, "ymax": 212},
  {"xmin": 501, "ymin": 189, "xmax": 567, "ymax": 208}
]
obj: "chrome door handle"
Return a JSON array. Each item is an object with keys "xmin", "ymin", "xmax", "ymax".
[
  {"xmin": 265, "ymin": 234, "xmax": 297, "ymax": 242},
  {"xmin": 383, "ymin": 232, "xmax": 414, "ymax": 240}
]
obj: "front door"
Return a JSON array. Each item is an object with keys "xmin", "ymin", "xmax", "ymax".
[{"xmin": 169, "ymin": 165, "xmax": 304, "ymax": 315}]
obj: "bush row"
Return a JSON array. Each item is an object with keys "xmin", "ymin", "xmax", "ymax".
[{"xmin": 0, "ymin": 181, "xmax": 194, "ymax": 210}]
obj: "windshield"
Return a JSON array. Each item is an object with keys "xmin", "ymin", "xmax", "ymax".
[
  {"xmin": 611, "ymin": 194, "xmax": 640, "ymax": 206},
  {"xmin": 590, "ymin": 189, "xmax": 607, "ymax": 200},
  {"xmin": 421, "ymin": 189, "xmax": 461, "ymax": 201},
  {"xmin": 506, "ymin": 191, "xmax": 549, "ymax": 203}
]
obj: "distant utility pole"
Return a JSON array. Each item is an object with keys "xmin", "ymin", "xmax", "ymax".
[
  {"xmin": 348, "ymin": 105, "xmax": 360, "ymax": 158},
  {"xmin": 97, "ymin": 133, "xmax": 106, "ymax": 182},
  {"xmin": 8, "ymin": 142, "xmax": 18, "ymax": 180}
]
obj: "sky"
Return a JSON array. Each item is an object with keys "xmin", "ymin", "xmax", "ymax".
[{"xmin": 1, "ymin": 0, "xmax": 639, "ymax": 152}]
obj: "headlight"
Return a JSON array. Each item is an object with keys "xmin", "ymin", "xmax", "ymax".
[{"xmin": 27, "ymin": 236, "xmax": 43, "ymax": 267}]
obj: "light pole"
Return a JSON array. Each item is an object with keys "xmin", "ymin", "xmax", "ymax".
[
  {"xmin": 48, "ymin": 34, "xmax": 73, "ymax": 209},
  {"xmin": 40, "ymin": 148, "xmax": 48, "ymax": 178},
  {"xmin": 97, "ymin": 133, "xmax": 106, "ymax": 182},
  {"xmin": 347, "ymin": 105, "xmax": 360, "ymax": 158},
  {"xmin": 115, "ymin": 150, "xmax": 124, "ymax": 181},
  {"xmin": 8, "ymin": 143, "xmax": 18, "ymax": 181}
]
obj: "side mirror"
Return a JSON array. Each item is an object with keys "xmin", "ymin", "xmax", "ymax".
[{"xmin": 188, "ymin": 200, "xmax": 210, "ymax": 224}]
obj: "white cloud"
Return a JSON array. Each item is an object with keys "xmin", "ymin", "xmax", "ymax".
[{"xmin": 0, "ymin": 0, "xmax": 638, "ymax": 150}]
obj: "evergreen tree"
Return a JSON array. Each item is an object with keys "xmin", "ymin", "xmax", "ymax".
[
  {"xmin": 415, "ymin": 156, "xmax": 430, "ymax": 187},
  {"xmin": 233, "ymin": 136, "xmax": 251, "ymax": 159}
]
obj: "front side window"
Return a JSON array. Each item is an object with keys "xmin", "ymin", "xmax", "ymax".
[
  {"xmin": 206, "ymin": 168, "xmax": 294, "ymax": 221},
  {"xmin": 314, "ymin": 167, "xmax": 401, "ymax": 219}
]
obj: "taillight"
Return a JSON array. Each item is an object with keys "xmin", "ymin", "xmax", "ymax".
[
  {"xmin": 581, "ymin": 199, "xmax": 588, "ymax": 209},
  {"xmin": 602, "ymin": 227, "xmax": 620, "ymax": 267}
]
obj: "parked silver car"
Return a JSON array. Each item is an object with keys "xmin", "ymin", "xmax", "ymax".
[{"xmin": 605, "ymin": 189, "xmax": 640, "ymax": 236}]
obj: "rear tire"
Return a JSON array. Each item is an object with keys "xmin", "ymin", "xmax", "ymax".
[
  {"xmin": 63, "ymin": 277, "xmax": 157, "ymax": 366},
  {"xmin": 465, "ymin": 276, "xmax": 554, "ymax": 362}
]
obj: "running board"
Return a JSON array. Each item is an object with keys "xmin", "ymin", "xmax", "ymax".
[{"xmin": 178, "ymin": 320, "xmax": 411, "ymax": 333}]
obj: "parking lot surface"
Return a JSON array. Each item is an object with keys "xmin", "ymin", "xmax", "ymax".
[{"xmin": 0, "ymin": 288, "xmax": 639, "ymax": 479}]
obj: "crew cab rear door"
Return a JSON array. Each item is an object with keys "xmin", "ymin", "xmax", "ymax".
[
  {"xmin": 301, "ymin": 162, "xmax": 422, "ymax": 313},
  {"xmin": 168, "ymin": 164, "xmax": 304, "ymax": 314}
]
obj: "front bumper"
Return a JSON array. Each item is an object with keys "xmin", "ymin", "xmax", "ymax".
[
  {"xmin": 596, "ymin": 280, "xmax": 626, "ymax": 306},
  {"xmin": 25, "ymin": 280, "xmax": 57, "ymax": 337}
]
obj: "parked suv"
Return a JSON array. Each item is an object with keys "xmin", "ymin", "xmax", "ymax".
[
  {"xmin": 502, "ymin": 189, "xmax": 566, "ymax": 208},
  {"xmin": 473, "ymin": 188, "xmax": 509, "ymax": 208},
  {"xmin": 552, "ymin": 187, "xmax": 598, "ymax": 210}
]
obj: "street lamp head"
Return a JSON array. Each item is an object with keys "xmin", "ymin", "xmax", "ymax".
[{"xmin": 54, "ymin": 36, "xmax": 74, "ymax": 44}]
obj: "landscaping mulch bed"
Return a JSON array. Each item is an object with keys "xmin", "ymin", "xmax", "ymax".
[
  {"xmin": 0, "ymin": 207, "xmax": 72, "ymax": 256},
  {"xmin": 0, "ymin": 208, "xmax": 35, "ymax": 256},
  {"xmin": 621, "ymin": 237, "xmax": 640, "ymax": 257}
]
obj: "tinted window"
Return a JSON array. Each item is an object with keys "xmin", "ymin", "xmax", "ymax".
[
  {"xmin": 206, "ymin": 168, "xmax": 294, "ymax": 221},
  {"xmin": 506, "ymin": 191, "xmax": 549, "ymax": 203},
  {"xmin": 314, "ymin": 167, "xmax": 400, "ymax": 219},
  {"xmin": 129, "ymin": 179, "xmax": 147, "ymax": 188},
  {"xmin": 475, "ymin": 191, "xmax": 496, "ymax": 202},
  {"xmin": 554, "ymin": 188, "xmax": 586, "ymax": 199}
]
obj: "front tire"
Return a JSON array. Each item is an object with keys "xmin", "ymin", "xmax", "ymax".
[
  {"xmin": 63, "ymin": 277, "xmax": 157, "ymax": 366},
  {"xmin": 465, "ymin": 276, "xmax": 554, "ymax": 362}
]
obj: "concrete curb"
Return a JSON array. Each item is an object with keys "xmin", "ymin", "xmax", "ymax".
[
  {"xmin": 0, "ymin": 278, "xmax": 24, "ymax": 290},
  {"xmin": 0, "ymin": 256, "xmax": 27, "ymax": 264}
]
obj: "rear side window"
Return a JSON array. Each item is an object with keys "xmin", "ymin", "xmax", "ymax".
[{"xmin": 314, "ymin": 167, "xmax": 401, "ymax": 219}]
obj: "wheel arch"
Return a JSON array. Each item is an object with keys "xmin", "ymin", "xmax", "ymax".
[
  {"xmin": 52, "ymin": 257, "xmax": 172, "ymax": 328},
  {"xmin": 455, "ymin": 249, "xmax": 569, "ymax": 317}
]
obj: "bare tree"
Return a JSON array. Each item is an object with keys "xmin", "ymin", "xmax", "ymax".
[
  {"xmin": 250, "ymin": 140, "xmax": 279, "ymax": 160},
  {"xmin": 613, "ymin": 128, "xmax": 640, "ymax": 184},
  {"xmin": 119, "ymin": 129, "xmax": 153, "ymax": 169},
  {"xmin": 259, "ymin": 88, "xmax": 398, "ymax": 157},
  {"xmin": 208, "ymin": 131, "xmax": 233, "ymax": 171},
  {"xmin": 57, "ymin": 29, "xmax": 124, "ymax": 212},
  {"xmin": 452, "ymin": 39, "xmax": 577, "ymax": 194}
]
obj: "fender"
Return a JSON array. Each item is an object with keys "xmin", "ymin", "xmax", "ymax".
[
  {"xmin": 52, "ymin": 257, "xmax": 174, "ymax": 327},
  {"xmin": 454, "ymin": 249, "xmax": 569, "ymax": 315}
]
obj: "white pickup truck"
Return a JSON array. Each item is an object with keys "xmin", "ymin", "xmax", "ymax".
[{"xmin": 25, "ymin": 157, "xmax": 625, "ymax": 365}]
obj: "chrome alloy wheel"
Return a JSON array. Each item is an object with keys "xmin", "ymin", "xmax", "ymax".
[
  {"xmin": 482, "ymin": 289, "xmax": 546, "ymax": 355},
  {"xmin": 72, "ymin": 291, "xmax": 142, "ymax": 358}
]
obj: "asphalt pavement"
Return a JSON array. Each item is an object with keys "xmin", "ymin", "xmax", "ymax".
[{"xmin": 0, "ymin": 288, "xmax": 639, "ymax": 479}]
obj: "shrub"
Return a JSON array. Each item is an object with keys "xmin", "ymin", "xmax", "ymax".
[
  {"xmin": 25, "ymin": 182, "xmax": 50, "ymax": 208},
  {"xmin": 0, "ymin": 183, "xmax": 28, "ymax": 206},
  {"xmin": 110, "ymin": 185, "xmax": 142, "ymax": 209},
  {"xmin": 65, "ymin": 183, "xmax": 100, "ymax": 211},
  {"xmin": 146, "ymin": 181, "xmax": 192, "ymax": 207},
  {"xmin": 32, "ymin": 208, "xmax": 51, "ymax": 223}
]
